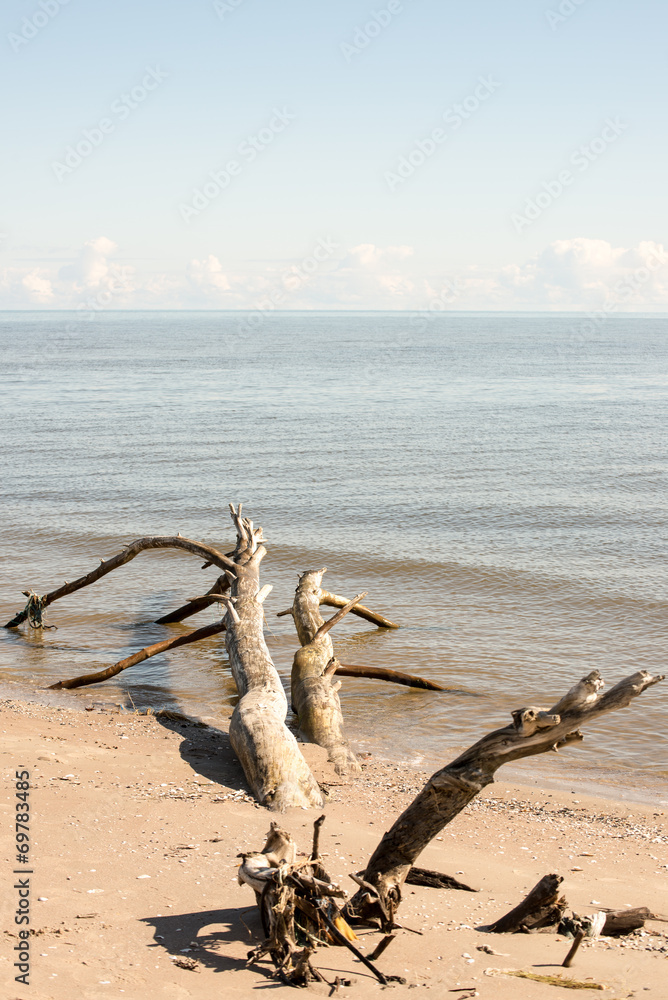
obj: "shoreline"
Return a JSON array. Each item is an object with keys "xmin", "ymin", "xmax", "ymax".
[
  {"xmin": 1, "ymin": 694, "xmax": 667, "ymax": 999},
  {"xmin": 2, "ymin": 671, "xmax": 666, "ymax": 810}
]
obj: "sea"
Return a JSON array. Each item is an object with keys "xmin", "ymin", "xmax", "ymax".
[{"xmin": 1, "ymin": 310, "xmax": 666, "ymax": 803}]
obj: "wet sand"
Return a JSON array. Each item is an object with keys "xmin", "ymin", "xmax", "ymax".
[{"xmin": 1, "ymin": 697, "xmax": 666, "ymax": 999}]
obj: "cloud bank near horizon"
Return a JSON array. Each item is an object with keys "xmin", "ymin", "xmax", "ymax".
[{"xmin": 1, "ymin": 236, "xmax": 667, "ymax": 313}]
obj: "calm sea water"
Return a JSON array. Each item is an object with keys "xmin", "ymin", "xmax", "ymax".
[{"xmin": 1, "ymin": 311, "xmax": 666, "ymax": 795}]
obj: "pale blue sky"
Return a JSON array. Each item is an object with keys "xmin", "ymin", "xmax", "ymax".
[{"xmin": 1, "ymin": 0, "xmax": 667, "ymax": 309}]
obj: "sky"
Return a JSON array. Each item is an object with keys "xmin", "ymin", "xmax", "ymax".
[{"xmin": 1, "ymin": 0, "xmax": 667, "ymax": 311}]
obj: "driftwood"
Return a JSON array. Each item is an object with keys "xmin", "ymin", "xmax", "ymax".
[
  {"xmin": 47, "ymin": 619, "xmax": 227, "ymax": 690},
  {"xmin": 155, "ymin": 573, "xmax": 229, "ymax": 624},
  {"xmin": 405, "ymin": 867, "xmax": 477, "ymax": 892},
  {"xmin": 334, "ymin": 663, "xmax": 448, "ymax": 690},
  {"xmin": 5, "ymin": 506, "xmax": 324, "ymax": 811},
  {"xmin": 277, "ymin": 579, "xmax": 399, "ymax": 631},
  {"xmin": 284, "ymin": 569, "xmax": 447, "ymax": 774},
  {"xmin": 344, "ymin": 668, "xmax": 664, "ymax": 928},
  {"xmin": 3, "ymin": 536, "xmax": 236, "ymax": 629},
  {"xmin": 239, "ymin": 816, "xmax": 405, "ymax": 987},
  {"xmin": 224, "ymin": 507, "xmax": 323, "ymax": 810},
  {"xmin": 562, "ymin": 929, "xmax": 585, "ymax": 967},
  {"xmin": 602, "ymin": 906, "xmax": 652, "ymax": 936},
  {"xmin": 287, "ymin": 570, "xmax": 364, "ymax": 777},
  {"xmin": 487, "ymin": 874, "xmax": 566, "ymax": 933}
]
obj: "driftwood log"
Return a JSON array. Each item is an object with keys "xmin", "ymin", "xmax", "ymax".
[
  {"xmin": 602, "ymin": 906, "xmax": 653, "ymax": 936},
  {"xmin": 155, "ymin": 572, "xmax": 229, "ymax": 624},
  {"xmin": 224, "ymin": 507, "xmax": 323, "ymax": 810},
  {"xmin": 287, "ymin": 569, "xmax": 364, "ymax": 777},
  {"xmin": 334, "ymin": 662, "xmax": 447, "ymax": 690},
  {"xmin": 344, "ymin": 668, "xmax": 664, "ymax": 928},
  {"xmin": 487, "ymin": 874, "xmax": 566, "ymax": 932},
  {"xmin": 405, "ymin": 867, "xmax": 477, "ymax": 892},
  {"xmin": 285, "ymin": 569, "xmax": 443, "ymax": 776}
]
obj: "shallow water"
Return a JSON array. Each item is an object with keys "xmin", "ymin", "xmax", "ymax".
[{"xmin": 1, "ymin": 311, "xmax": 666, "ymax": 787}]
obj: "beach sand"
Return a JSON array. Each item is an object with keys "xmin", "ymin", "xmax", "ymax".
[{"xmin": 1, "ymin": 697, "xmax": 666, "ymax": 1000}]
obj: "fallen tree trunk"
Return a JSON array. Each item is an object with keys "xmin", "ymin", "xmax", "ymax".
[
  {"xmin": 47, "ymin": 619, "xmax": 227, "ymax": 690},
  {"xmin": 344, "ymin": 669, "xmax": 664, "ymax": 928},
  {"xmin": 225, "ymin": 507, "xmax": 324, "ymax": 810}
]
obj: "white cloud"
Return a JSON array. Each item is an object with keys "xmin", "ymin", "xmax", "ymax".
[
  {"xmin": 468, "ymin": 238, "xmax": 668, "ymax": 309},
  {"xmin": 186, "ymin": 255, "xmax": 232, "ymax": 297},
  {"xmin": 59, "ymin": 236, "xmax": 119, "ymax": 289},
  {"xmin": 1, "ymin": 236, "xmax": 667, "ymax": 311},
  {"xmin": 21, "ymin": 271, "xmax": 55, "ymax": 303}
]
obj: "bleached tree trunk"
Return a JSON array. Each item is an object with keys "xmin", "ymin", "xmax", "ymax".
[
  {"xmin": 288, "ymin": 569, "xmax": 362, "ymax": 777},
  {"xmin": 224, "ymin": 508, "xmax": 324, "ymax": 811}
]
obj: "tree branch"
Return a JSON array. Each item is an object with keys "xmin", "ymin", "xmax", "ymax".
[
  {"xmin": 318, "ymin": 590, "xmax": 400, "ymax": 629},
  {"xmin": 4, "ymin": 536, "xmax": 237, "ymax": 629},
  {"xmin": 344, "ymin": 669, "xmax": 664, "ymax": 927},
  {"xmin": 335, "ymin": 663, "xmax": 449, "ymax": 691}
]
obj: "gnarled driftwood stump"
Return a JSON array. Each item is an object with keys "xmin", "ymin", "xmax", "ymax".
[{"xmin": 224, "ymin": 507, "xmax": 324, "ymax": 810}]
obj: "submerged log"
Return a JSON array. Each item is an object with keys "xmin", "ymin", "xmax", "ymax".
[
  {"xmin": 225, "ymin": 507, "xmax": 323, "ymax": 810},
  {"xmin": 344, "ymin": 669, "xmax": 664, "ymax": 928},
  {"xmin": 155, "ymin": 573, "xmax": 229, "ymax": 624},
  {"xmin": 334, "ymin": 663, "xmax": 448, "ymax": 691}
]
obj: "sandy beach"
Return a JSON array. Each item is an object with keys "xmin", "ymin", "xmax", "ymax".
[{"xmin": 1, "ymin": 696, "xmax": 666, "ymax": 1000}]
